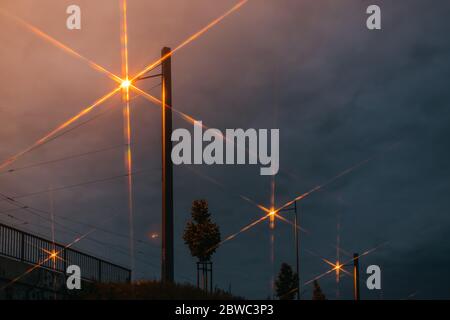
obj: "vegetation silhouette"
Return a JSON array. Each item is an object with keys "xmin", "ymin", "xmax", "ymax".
[
  {"xmin": 312, "ymin": 280, "xmax": 326, "ymax": 300},
  {"xmin": 275, "ymin": 262, "xmax": 298, "ymax": 300},
  {"xmin": 183, "ymin": 200, "xmax": 221, "ymax": 262}
]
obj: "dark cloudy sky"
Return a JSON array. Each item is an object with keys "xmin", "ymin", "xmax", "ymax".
[{"xmin": 1, "ymin": 0, "xmax": 450, "ymax": 299}]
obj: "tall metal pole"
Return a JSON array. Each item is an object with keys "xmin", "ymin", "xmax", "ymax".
[
  {"xmin": 161, "ymin": 47, "xmax": 174, "ymax": 283},
  {"xmin": 353, "ymin": 253, "xmax": 360, "ymax": 300},
  {"xmin": 294, "ymin": 202, "xmax": 300, "ymax": 300},
  {"xmin": 279, "ymin": 202, "xmax": 301, "ymax": 299}
]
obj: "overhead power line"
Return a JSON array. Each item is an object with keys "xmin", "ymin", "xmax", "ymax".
[
  {"xmin": 13, "ymin": 169, "xmax": 156, "ymax": 199},
  {"xmin": 0, "ymin": 193, "xmax": 156, "ymax": 260},
  {"xmin": 0, "ymin": 205, "xmax": 196, "ymax": 283},
  {"xmin": 0, "ymin": 92, "xmax": 143, "ymax": 170},
  {"xmin": 0, "ymin": 144, "xmax": 127, "ymax": 175}
]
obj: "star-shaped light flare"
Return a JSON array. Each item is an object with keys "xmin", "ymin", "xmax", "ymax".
[{"xmin": 0, "ymin": 0, "xmax": 249, "ymax": 171}]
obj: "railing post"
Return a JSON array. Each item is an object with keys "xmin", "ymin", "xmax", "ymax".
[
  {"xmin": 20, "ymin": 232, "xmax": 25, "ymax": 261},
  {"xmin": 63, "ymin": 249, "xmax": 67, "ymax": 273}
]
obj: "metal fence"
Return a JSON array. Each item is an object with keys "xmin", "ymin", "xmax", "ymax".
[{"xmin": 0, "ymin": 222, "xmax": 131, "ymax": 283}]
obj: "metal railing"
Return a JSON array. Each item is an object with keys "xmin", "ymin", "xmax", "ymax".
[{"xmin": 0, "ymin": 222, "xmax": 131, "ymax": 283}]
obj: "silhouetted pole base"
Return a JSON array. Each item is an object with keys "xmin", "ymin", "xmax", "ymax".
[
  {"xmin": 197, "ymin": 261, "xmax": 213, "ymax": 293},
  {"xmin": 161, "ymin": 47, "xmax": 174, "ymax": 283},
  {"xmin": 294, "ymin": 201, "xmax": 300, "ymax": 300}
]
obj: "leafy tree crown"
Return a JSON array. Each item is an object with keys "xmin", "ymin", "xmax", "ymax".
[{"xmin": 183, "ymin": 200, "xmax": 221, "ymax": 262}]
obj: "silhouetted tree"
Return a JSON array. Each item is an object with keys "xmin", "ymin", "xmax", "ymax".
[
  {"xmin": 312, "ymin": 280, "xmax": 326, "ymax": 300},
  {"xmin": 275, "ymin": 263, "xmax": 298, "ymax": 300},
  {"xmin": 183, "ymin": 200, "xmax": 221, "ymax": 262}
]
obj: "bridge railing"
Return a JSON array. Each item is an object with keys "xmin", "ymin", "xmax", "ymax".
[{"xmin": 0, "ymin": 222, "xmax": 131, "ymax": 283}]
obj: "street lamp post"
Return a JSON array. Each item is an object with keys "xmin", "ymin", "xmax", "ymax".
[
  {"xmin": 136, "ymin": 47, "xmax": 174, "ymax": 284},
  {"xmin": 279, "ymin": 201, "xmax": 300, "ymax": 300},
  {"xmin": 341, "ymin": 252, "xmax": 360, "ymax": 300},
  {"xmin": 160, "ymin": 47, "xmax": 174, "ymax": 283},
  {"xmin": 353, "ymin": 253, "xmax": 360, "ymax": 300}
]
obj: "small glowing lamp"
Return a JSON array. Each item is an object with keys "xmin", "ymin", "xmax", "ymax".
[{"xmin": 121, "ymin": 79, "xmax": 131, "ymax": 89}]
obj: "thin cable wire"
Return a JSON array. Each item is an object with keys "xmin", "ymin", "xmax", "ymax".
[
  {"xmin": 0, "ymin": 193, "xmax": 145, "ymax": 262},
  {"xmin": 0, "ymin": 210, "xmax": 193, "ymax": 283},
  {"xmin": 0, "ymin": 144, "xmax": 127, "ymax": 175},
  {"xmin": 0, "ymin": 93, "xmax": 141, "ymax": 170},
  {"xmin": 12, "ymin": 169, "xmax": 154, "ymax": 199},
  {"xmin": 0, "ymin": 192, "xmax": 157, "ymax": 249}
]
